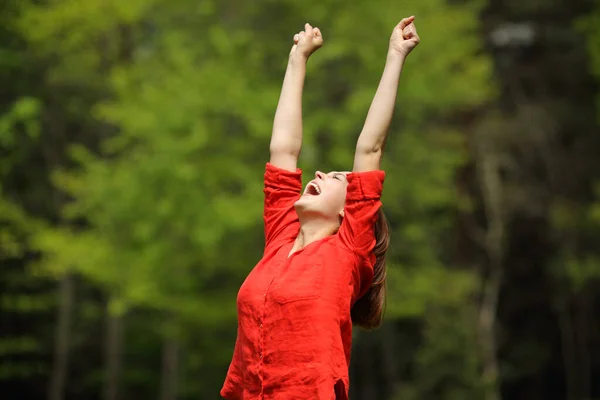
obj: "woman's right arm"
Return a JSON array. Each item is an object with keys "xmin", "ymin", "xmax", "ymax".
[
  {"xmin": 338, "ymin": 18, "xmax": 420, "ymax": 256},
  {"xmin": 269, "ymin": 23, "xmax": 323, "ymax": 172},
  {"xmin": 352, "ymin": 17, "xmax": 419, "ymax": 173}
]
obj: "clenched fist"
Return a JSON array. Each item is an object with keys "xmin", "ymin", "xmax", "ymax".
[
  {"xmin": 389, "ymin": 16, "xmax": 420, "ymax": 58},
  {"xmin": 290, "ymin": 23, "xmax": 323, "ymax": 60}
]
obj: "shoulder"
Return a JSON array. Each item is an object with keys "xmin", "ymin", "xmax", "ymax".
[
  {"xmin": 346, "ymin": 170, "xmax": 385, "ymax": 201},
  {"xmin": 321, "ymin": 239, "xmax": 362, "ymax": 272},
  {"xmin": 265, "ymin": 162, "xmax": 303, "ymax": 181},
  {"xmin": 264, "ymin": 163, "xmax": 303, "ymax": 195}
]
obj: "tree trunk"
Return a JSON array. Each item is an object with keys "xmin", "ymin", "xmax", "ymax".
[
  {"xmin": 362, "ymin": 336, "xmax": 378, "ymax": 400},
  {"xmin": 48, "ymin": 273, "xmax": 75, "ymax": 400},
  {"xmin": 380, "ymin": 323, "xmax": 398, "ymax": 397},
  {"xmin": 478, "ymin": 267, "xmax": 502, "ymax": 400},
  {"xmin": 557, "ymin": 298, "xmax": 576, "ymax": 400},
  {"xmin": 575, "ymin": 294, "xmax": 591, "ymax": 400},
  {"xmin": 104, "ymin": 307, "xmax": 124, "ymax": 400},
  {"xmin": 159, "ymin": 334, "xmax": 180, "ymax": 400},
  {"xmin": 475, "ymin": 150, "xmax": 504, "ymax": 400}
]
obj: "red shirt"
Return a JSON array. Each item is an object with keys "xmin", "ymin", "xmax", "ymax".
[{"xmin": 221, "ymin": 163, "xmax": 385, "ymax": 400}]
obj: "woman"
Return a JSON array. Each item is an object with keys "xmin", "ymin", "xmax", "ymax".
[{"xmin": 221, "ymin": 17, "xmax": 420, "ymax": 400}]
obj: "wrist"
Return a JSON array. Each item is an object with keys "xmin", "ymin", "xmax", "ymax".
[
  {"xmin": 289, "ymin": 52, "xmax": 309, "ymax": 66},
  {"xmin": 386, "ymin": 48, "xmax": 407, "ymax": 62}
]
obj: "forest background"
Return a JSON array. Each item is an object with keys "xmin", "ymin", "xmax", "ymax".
[{"xmin": 1, "ymin": 0, "xmax": 600, "ymax": 399}]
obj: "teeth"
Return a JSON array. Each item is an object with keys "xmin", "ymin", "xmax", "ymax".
[{"xmin": 308, "ymin": 182, "xmax": 321, "ymax": 194}]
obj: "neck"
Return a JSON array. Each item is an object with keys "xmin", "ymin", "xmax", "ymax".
[{"xmin": 290, "ymin": 214, "xmax": 338, "ymax": 256}]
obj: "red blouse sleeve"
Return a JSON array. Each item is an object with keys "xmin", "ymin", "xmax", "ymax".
[
  {"xmin": 337, "ymin": 170, "xmax": 385, "ymax": 301},
  {"xmin": 263, "ymin": 163, "xmax": 302, "ymax": 249},
  {"xmin": 337, "ymin": 170, "xmax": 385, "ymax": 262}
]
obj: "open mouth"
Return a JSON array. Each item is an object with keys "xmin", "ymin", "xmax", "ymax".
[{"xmin": 304, "ymin": 181, "xmax": 321, "ymax": 196}]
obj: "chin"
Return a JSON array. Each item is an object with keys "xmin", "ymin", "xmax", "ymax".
[
  {"xmin": 295, "ymin": 194, "xmax": 314, "ymax": 206},
  {"xmin": 294, "ymin": 197, "xmax": 320, "ymax": 215},
  {"xmin": 294, "ymin": 197, "xmax": 311, "ymax": 211}
]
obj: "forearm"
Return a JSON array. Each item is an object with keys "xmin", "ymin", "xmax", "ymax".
[
  {"xmin": 270, "ymin": 55, "xmax": 307, "ymax": 158},
  {"xmin": 356, "ymin": 51, "xmax": 405, "ymax": 153}
]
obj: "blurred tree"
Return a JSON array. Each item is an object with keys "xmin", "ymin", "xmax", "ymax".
[
  {"xmin": 1, "ymin": 2, "xmax": 74, "ymax": 399},
  {"xmin": 475, "ymin": 1, "xmax": 600, "ymax": 399}
]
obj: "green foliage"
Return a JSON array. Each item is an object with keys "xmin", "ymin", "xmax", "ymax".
[
  {"xmin": 4, "ymin": 0, "xmax": 495, "ymax": 397},
  {"xmin": 394, "ymin": 305, "xmax": 484, "ymax": 400},
  {"xmin": 549, "ymin": 195, "xmax": 600, "ymax": 292},
  {"xmin": 579, "ymin": 8, "xmax": 600, "ymax": 104}
]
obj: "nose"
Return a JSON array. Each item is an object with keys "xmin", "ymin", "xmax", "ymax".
[{"xmin": 315, "ymin": 171, "xmax": 326, "ymax": 180}]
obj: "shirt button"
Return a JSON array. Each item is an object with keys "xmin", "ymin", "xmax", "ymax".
[
  {"xmin": 260, "ymin": 323, "xmax": 263, "ymax": 328},
  {"xmin": 260, "ymin": 355, "xmax": 263, "ymax": 360}
]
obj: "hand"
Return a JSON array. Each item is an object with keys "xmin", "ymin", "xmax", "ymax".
[
  {"xmin": 290, "ymin": 23, "xmax": 323, "ymax": 60},
  {"xmin": 389, "ymin": 16, "xmax": 420, "ymax": 58}
]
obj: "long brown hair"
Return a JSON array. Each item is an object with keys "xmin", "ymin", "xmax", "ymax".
[{"xmin": 351, "ymin": 208, "xmax": 390, "ymax": 329}]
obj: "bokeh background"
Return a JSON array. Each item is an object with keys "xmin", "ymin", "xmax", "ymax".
[{"xmin": 1, "ymin": 0, "xmax": 600, "ymax": 399}]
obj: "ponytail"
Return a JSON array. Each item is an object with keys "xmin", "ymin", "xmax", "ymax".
[{"xmin": 351, "ymin": 208, "xmax": 390, "ymax": 329}]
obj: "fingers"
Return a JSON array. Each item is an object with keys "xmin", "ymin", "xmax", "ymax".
[
  {"xmin": 398, "ymin": 15, "xmax": 415, "ymax": 30},
  {"xmin": 314, "ymin": 27, "xmax": 322, "ymax": 39},
  {"xmin": 305, "ymin": 23, "xmax": 322, "ymax": 41},
  {"xmin": 409, "ymin": 33, "xmax": 420, "ymax": 45},
  {"xmin": 400, "ymin": 18, "xmax": 419, "ymax": 45},
  {"xmin": 403, "ymin": 23, "xmax": 417, "ymax": 39},
  {"xmin": 412, "ymin": 32, "xmax": 421, "ymax": 44},
  {"xmin": 296, "ymin": 24, "xmax": 322, "ymax": 43},
  {"xmin": 292, "ymin": 23, "xmax": 323, "ymax": 56},
  {"xmin": 305, "ymin": 23, "xmax": 312, "ymax": 35},
  {"xmin": 313, "ymin": 27, "xmax": 323, "ymax": 45}
]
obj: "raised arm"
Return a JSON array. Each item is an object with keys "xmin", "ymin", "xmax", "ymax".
[
  {"xmin": 270, "ymin": 23, "xmax": 323, "ymax": 172},
  {"xmin": 353, "ymin": 16, "xmax": 420, "ymax": 172}
]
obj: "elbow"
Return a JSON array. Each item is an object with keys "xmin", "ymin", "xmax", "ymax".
[
  {"xmin": 353, "ymin": 146, "xmax": 383, "ymax": 172},
  {"xmin": 269, "ymin": 144, "xmax": 301, "ymax": 159},
  {"xmin": 355, "ymin": 143, "xmax": 383, "ymax": 157},
  {"xmin": 356, "ymin": 133, "xmax": 386, "ymax": 155}
]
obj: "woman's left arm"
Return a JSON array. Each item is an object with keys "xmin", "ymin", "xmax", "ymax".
[{"xmin": 353, "ymin": 16, "xmax": 420, "ymax": 172}]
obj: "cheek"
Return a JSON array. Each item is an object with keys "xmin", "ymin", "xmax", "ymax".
[{"xmin": 326, "ymin": 185, "xmax": 347, "ymax": 210}]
